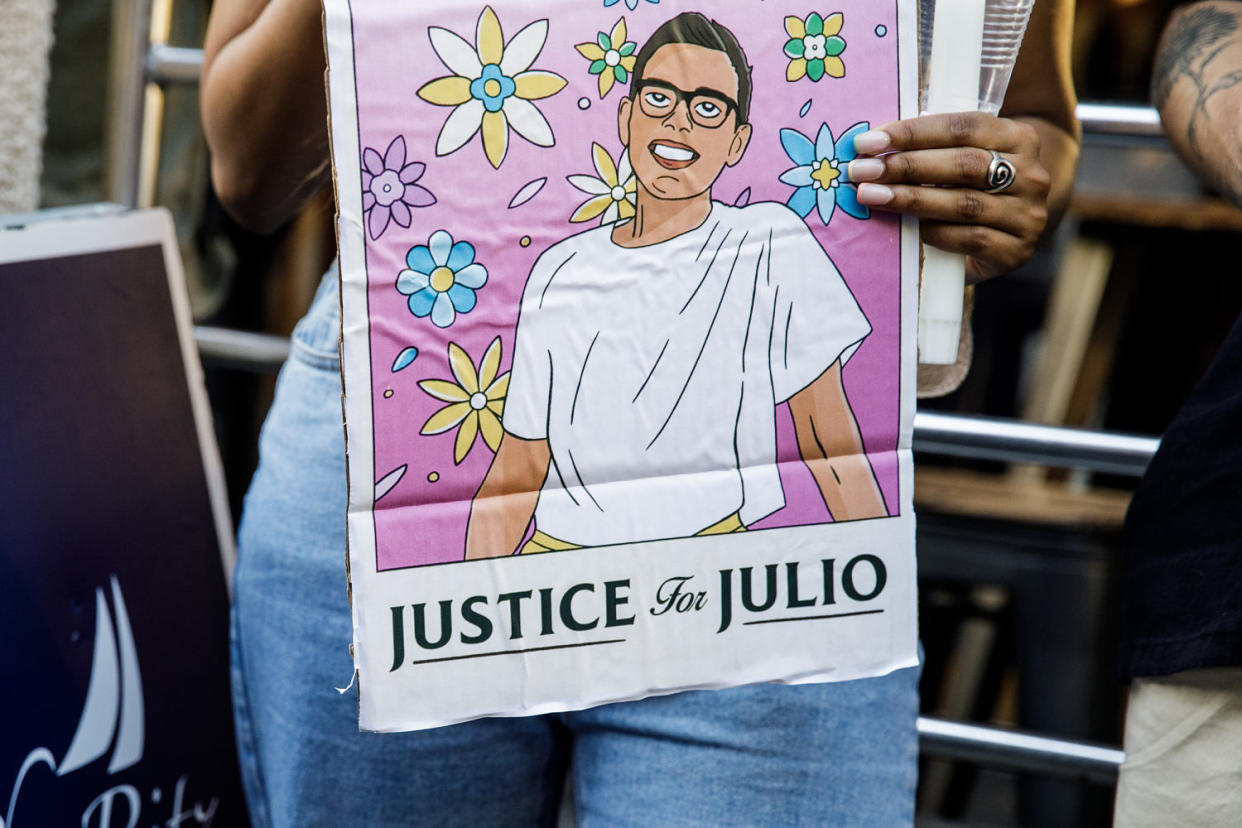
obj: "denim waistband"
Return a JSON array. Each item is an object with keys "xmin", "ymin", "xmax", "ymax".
[{"xmin": 289, "ymin": 263, "xmax": 341, "ymax": 370}]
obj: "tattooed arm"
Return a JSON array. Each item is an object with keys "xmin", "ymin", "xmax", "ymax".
[{"xmin": 1153, "ymin": 2, "xmax": 1242, "ymax": 206}]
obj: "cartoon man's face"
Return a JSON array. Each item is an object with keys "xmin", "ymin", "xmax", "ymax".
[{"xmin": 618, "ymin": 43, "xmax": 753, "ymax": 201}]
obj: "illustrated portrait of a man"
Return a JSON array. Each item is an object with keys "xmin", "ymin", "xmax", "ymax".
[{"xmin": 465, "ymin": 11, "xmax": 887, "ymax": 560}]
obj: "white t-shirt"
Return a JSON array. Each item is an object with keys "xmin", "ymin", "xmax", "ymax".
[{"xmin": 504, "ymin": 201, "xmax": 871, "ymax": 547}]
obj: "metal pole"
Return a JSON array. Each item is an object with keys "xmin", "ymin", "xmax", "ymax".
[
  {"xmin": 1076, "ymin": 102, "xmax": 1164, "ymax": 139},
  {"xmin": 913, "ymin": 411, "xmax": 1160, "ymax": 477},
  {"xmin": 105, "ymin": 0, "xmax": 155, "ymax": 208},
  {"xmin": 193, "ymin": 326, "xmax": 291, "ymax": 371},
  {"xmin": 918, "ymin": 716, "xmax": 1124, "ymax": 785},
  {"xmin": 146, "ymin": 44, "xmax": 206, "ymax": 84}
]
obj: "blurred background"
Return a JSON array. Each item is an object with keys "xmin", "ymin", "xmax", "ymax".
[{"xmin": 8, "ymin": 0, "xmax": 1242, "ymax": 825}]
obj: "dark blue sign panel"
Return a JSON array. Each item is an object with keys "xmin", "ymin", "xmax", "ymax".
[{"xmin": 0, "ymin": 212, "xmax": 249, "ymax": 827}]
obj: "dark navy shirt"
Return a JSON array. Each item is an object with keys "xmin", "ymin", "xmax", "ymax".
[{"xmin": 1119, "ymin": 312, "xmax": 1242, "ymax": 677}]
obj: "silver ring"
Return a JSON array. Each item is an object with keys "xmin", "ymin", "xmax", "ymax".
[{"xmin": 984, "ymin": 150, "xmax": 1016, "ymax": 194}]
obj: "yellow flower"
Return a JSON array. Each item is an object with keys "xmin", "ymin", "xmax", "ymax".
[
  {"xmin": 575, "ymin": 17, "xmax": 639, "ymax": 99},
  {"xmin": 568, "ymin": 143, "xmax": 637, "ymax": 224},
  {"xmin": 784, "ymin": 12, "xmax": 846, "ymax": 82},
  {"xmin": 419, "ymin": 337, "xmax": 510, "ymax": 464},
  {"xmin": 417, "ymin": 6, "xmax": 568, "ymax": 169}
]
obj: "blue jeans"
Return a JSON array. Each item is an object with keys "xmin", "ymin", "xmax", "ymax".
[{"xmin": 230, "ymin": 271, "xmax": 919, "ymax": 827}]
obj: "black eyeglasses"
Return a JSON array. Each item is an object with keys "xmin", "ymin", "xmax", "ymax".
[{"xmin": 635, "ymin": 80, "xmax": 739, "ymax": 129}]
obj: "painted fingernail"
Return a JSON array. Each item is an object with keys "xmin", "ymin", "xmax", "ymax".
[
  {"xmin": 847, "ymin": 158, "xmax": 885, "ymax": 182},
  {"xmin": 856, "ymin": 183, "xmax": 895, "ymax": 206},
  {"xmin": 853, "ymin": 130, "xmax": 891, "ymax": 155}
]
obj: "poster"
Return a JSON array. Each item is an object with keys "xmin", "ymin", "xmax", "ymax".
[
  {"xmin": 0, "ymin": 210, "xmax": 248, "ymax": 826},
  {"xmin": 325, "ymin": 0, "xmax": 919, "ymax": 731}
]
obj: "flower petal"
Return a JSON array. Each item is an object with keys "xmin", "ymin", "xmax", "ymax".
[
  {"xmin": 408, "ymin": 287, "xmax": 437, "ymax": 318},
  {"xmin": 576, "ymin": 43, "xmax": 606, "ymax": 61},
  {"xmin": 592, "ymin": 143, "xmax": 618, "ymax": 185},
  {"xmin": 503, "ymin": 97, "xmax": 554, "ymax": 148},
  {"xmin": 454, "ymin": 411, "xmax": 479, "ymax": 464},
  {"xmin": 396, "ymin": 269, "xmax": 431, "ymax": 295},
  {"xmin": 570, "ymin": 195, "xmax": 613, "ymax": 223},
  {"xmin": 620, "ymin": 55, "xmax": 636, "ymax": 72},
  {"xmin": 429, "ymin": 230, "xmax": 453, "ymax": 266},
  {"xmin": 431, "ymin": 291, "xmax": 457, "ymax": 328},
  {"xmin": 815, "ymin": 123, "xmax": 836, "ymax": 163},
  {"xmin": 419, "ymin": 379, "xmax": 471, "ymax": 403},
  {"xmin": 418, "ymin": 76, "xmax": 473, "ymax": 107},
  {"xmin": 610, "ymin": 17, "xmax": 628, "ymax": 47},
  {"xmin": 445, "ymin": 241, "xmax": 474, "ymax": 272},
  {"xmin": 363, "ymin": 148, "xmax": 384, "ymax": 175},
  {"xmin": 603, "ymin": 201, "xmax": 620, "ymax": 225},
  {"xmin": 368, "ymin": 204, "xmax": 391, "ymax": 240},
  {"xmin": 786, "ymin": 58, "xmax": 808, "ymax": 83},
  {"xmin": 448, "ymin": 284, "xmax": 477, "ymax": 314},
  {"xmin": 826, "ymin": 35, "xmax": 847, "ymax": 57},
  {"xmin": 513, "ymin": 70, "xmax": 567, "ymax": 101},
  {"xmin": 476, "ymin": 6, "xmax": 504, "ymax": 66},
  {"xmin": 780, "ymin": 166, "xmax": 815, "ymax": 187},
  {"xmin": 836, "ymin": 185, "xmax": 871, "ymax": 220},
  {"xmin": 784, "ymin": 15, "xmax": 806, "ymax": 38},
  {"xmin": 823, "ymin": 12, "xmax": 844, "ymax": 37},
  {"xmin": 617, "ymin": 150, "xmax": 633, "ymax": 184},
  {"xmin": 785, "ymin": 38, "xmax": 805, "ymax": 59},
  {"xmin": 500, "ymin": 19, "xmax": 549, "ymax": 75},
  {"xmin": 478, "ymin": 337, "xmax": 502, "ymax": 389},
  {"xmin": 485, "ymin": 372, "xmax": 510, "ymax": 400},
  {"xmin": 390, "ymin": 200, "xmax": 411, "ymax": 228},
  {"xmin": 779, "ymin": 128, "xmax": 815, "ymax": 166},
  {"xmin": 428, "ymin": 26, "xmax": 482, "ymax": 78},
  {"xmin": 384, "ymin": 135, "xmax": 406, "ymax": 171},
  {"xmin": 808, "ymin": 58, "xmax": 826, "ymax": 82},
  {"xmin": 618, "ymin": 198, "xmax": 635, "ymax": 219},
  {"xmin": 816, "ymin": 188, "xmax": 837, "ymax": 225},
  {"xmin": 453, "ymin": 263, "xmax": 488, "ymax": 289},
  {"xmin": 448, "ymin": 342, "xmax": 480, "ymax": 393},
  {"xmin": 436, "ymin": 100, "xmax": 485, "ymax": 157},
  {"xmin": 807, "ymin": 12, "xmax": 824, "ymax": 36},
  {"xmin": 479, "ymin": 408, "xmax": 504, "ymax": 452},
  {"xmin": 825, "ymin": 56, "xmax": 846, "ymax": 78},
  {"xmin": 406, "ymin": 245, "xmax": 435, "ymax": 274},
  {"xmin": 568, "ymin": 174, "xmax": 611, "ymax": 195},
  {"xmin": 835, "ymin": 121, "xmax": 870, "ymax": 165},
  {"xmin": 788, "ymin": 186, "xmax": 816, "ymax": 218},
  {"xmin": 362, "ymin": 192, "xmax": 376, "ymax": 211},
  {"xmin": 400, "ymin": 161, "xmax": 426, "ymax": 183},
  {"xmin": 481, "ymin": 109, "xmax": 509, "ymax": 168},
  {"xmin": 598, "ymin": 70, "xmax": 616, "ymax": 99},
  {"xmin": 404, "ymin": 184, "xmax": 437, "ymax": 207},
  {"xmin": 422, "ymin": 402, "xmax": 472, "ymax": 435}
]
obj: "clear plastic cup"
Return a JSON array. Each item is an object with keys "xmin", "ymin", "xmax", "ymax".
[
  {"xmin": 914, "ymin": 0, "xmax": 1035, "ymax": 364},
  {"xmin": 918, "ymin": 0, "xmax": 1036, "ymax": 116}
]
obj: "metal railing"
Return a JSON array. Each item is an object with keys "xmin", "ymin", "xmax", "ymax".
[{"xmin": 119, "ymin": 4, "xmax": 1143, "ymax": 787}]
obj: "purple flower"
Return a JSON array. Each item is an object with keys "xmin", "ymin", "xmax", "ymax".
[{"xmin": 362, "ymin": 136, "xmax": 436, "ymax": 240}]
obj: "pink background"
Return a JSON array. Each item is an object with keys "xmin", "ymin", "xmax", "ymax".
[{"xmin": 348, "ymin": 0, "xmax": 905, "ymax": 570}]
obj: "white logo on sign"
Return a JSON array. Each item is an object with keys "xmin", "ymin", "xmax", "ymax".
[{"xmin": 2, "ymin": 576, "xmax": 219, "ymax": 828}]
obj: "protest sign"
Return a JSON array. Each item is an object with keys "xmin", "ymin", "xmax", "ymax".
[{"xmin": 324, "ymin": 0, "xmax": 919, "ymax": 731}]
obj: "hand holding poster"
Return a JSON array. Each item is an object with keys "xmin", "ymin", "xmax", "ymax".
[{"xmin": 324, "ymin": 0, "xmax": 919, "ymax": 731}]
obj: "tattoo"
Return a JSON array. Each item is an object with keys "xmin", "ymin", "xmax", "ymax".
[{"xmin": 1152, "ymin": 5, "xmax": 1242, "ymax": 158}]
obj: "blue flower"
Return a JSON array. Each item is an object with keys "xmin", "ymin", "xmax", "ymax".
[
  {"xmin": 469, "ymin": 63, "xmax": 517, "ymax": 113},
  {"xmin": 397, "ymin": 230, "xmax": 488, "ymax": 329},
  {"xmin": 779, "ymin": 121, "xmax": 870, "ymax": 226},
  {"xmin": 604, "ymin": 0, "xmax": 659, "ymax": 10}
]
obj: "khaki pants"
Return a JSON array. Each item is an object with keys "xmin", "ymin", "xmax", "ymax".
[{"xmin": 1114, "ymin": 667, "xmax": 1242, "ymax": 827}]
